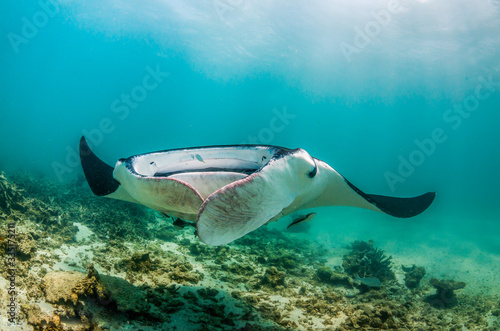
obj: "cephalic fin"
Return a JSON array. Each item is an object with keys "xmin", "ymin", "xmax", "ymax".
[{"xmin": 79, "ymin": 136, "xmax": 119, "ymax": 196}]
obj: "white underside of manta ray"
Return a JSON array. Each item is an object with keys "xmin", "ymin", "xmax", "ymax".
[{"xmin": 79, "ymin": 137, "xmax": 435, "ymax": 246}]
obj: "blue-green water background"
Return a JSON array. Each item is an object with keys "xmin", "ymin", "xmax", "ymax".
[{"xmin": 1, "ymin": 1, "xmax": 499, "ymax": 255}]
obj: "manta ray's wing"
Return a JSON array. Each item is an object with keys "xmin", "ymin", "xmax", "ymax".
[
  {"xmin": 197, "ymin": 152, "xmax": 436, "ymax": 246},
  {"xmin": 343, "ymin": 179, "xmax": 436, "ymax": 218},
  {"xmin": 302, "ymin": 159, "xmax": 436, "ymax": 219}
]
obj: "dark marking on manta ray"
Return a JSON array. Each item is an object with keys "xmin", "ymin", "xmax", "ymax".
[{"xmin": 308, "ymin": 164, "xmax": 318, "ymax": 178}]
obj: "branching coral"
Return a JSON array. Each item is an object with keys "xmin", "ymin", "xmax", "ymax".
[{"xmin": 342, "ymin": 240, "xmax": 395, "ymax": 282}]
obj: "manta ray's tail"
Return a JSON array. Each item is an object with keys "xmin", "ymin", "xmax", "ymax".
[{"xmin": 79, "ymin": 136, "xmax": 119, "ymax": 196}]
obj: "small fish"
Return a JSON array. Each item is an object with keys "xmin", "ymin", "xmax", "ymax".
[
  {"xmin": 355, "ymin": 275, "xmax": 381, "ymax": 288},
  {"xmin": 287, "ymin": 212, "xmax": 316, "ymax": 229},
  {"xmin": 173, "ymin": 217, "xmax": 195, "ymax": 229}
]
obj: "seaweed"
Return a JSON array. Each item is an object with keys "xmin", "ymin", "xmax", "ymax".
[{"xmin": 342, "ymin": 240, "xmax": 395, "ymax": 282}]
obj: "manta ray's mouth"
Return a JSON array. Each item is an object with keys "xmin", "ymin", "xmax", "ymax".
[
  {"xmin": 121, "ymin": 146, "xmax": 284, "ymax": 201},
  {"xmin": 127, "ymin": 146, "xmax": 280, "ymax": 178}
]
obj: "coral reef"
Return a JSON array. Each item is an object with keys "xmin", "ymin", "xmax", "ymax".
[
  {"xmin": 342, "ymin": 240, "xmax": 395, "ymax": 282},
  {"xmin": 259, "ymin": 266, "xmax": 286, "ymax": 288},
  {"xmin": 341, "ymin": 303, "xmax": 396, "ymax": 329},
  {"xmin": 0, "ymin": 172, "xmax": 499, "ymax": 330},
  {"xmin": 426, "ymin": 278, "xmax": 467, "ymax": 308},
  {"xmin": 42, "ymin": 271, "xmax": 86, "ymax": 305},
  {"xmin": 116, "ymin": 251, "xmax": 156, "ymax": 272},
  {"xmin": 316, "ymin": 265, "xmax": 352, "ymax": 287},
  {"xmin": 0, "ymin": 171, "xmax": 25, "ymax": 214},
  {"xmin": 402, "ymin": 264, "xmax": 426, "ymax": 289}
]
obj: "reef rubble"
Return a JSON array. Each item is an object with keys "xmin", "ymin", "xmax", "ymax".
[{"xmin": 0, "ymin": 171, "xmax": 499, "ymax": 330}]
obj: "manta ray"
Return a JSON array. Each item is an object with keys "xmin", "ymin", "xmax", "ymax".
[{"xmin": 79, "ymin": 137, "xmax": 435, "ymax": 246}]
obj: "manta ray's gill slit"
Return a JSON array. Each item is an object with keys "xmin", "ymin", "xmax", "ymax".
[{"xmin": 154, "ymin": 167, "xmax": 257, "ymax": 177}]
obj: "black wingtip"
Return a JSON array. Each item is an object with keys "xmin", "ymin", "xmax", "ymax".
[
  {"xmin": 365, "ymin": 191, "xmax": 436, "ymax": 218},
  {"xmin": 344, "ymin": 179, "xmax": 436, "ymax": 218},
  {"xmin": 79, "ymin": 136, "xmax": 119, "ymax": 196}
]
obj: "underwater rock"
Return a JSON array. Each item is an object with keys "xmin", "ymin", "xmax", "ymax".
[
  {"xmin": 16, "ymin": 232, "xmax": 37, "ymax": 261},
  {"xmin": 267, "ymin": 252, "xmax": 299, "ymax": 271},
  {"xmin": 189, "ymin": 242, "xmax": 210, "ymax": 257},
  {"xmin": 295, "ymin": 296, "xmax": 341, "ymax": 318},
  {"xmin": 42, "ymin": 270, "xmax": 87, "ymax": 305},
  {"xmin": 131, "ymin": 252, "xmax": 153, "ymax": 270},
  {"xmin": 341, "ymin": 304, "xmax": 397, "ymax": 330},
  {"xmin": 42, "ymin": 264, "xmax": 109, "ymax": 307},
  {"xmin": 426, "ymin": 278, "xmax": 466, "ymax": 308},
  {"xmin": 222, "ymin": 262, "xmax": 254, "ymax": 277},
  {"xmin": 73, "ymin": 264, "xmax": 110, "ymax": 305},
  {"xmin": 316, "ymin": 265, "xmax": 352, "ymax": 286},
  {"xmin": 166, "ymin": 260, "xmax": 204, "ymax": 284},
  {"xmin": 21, "ymin": 304, "xmax": 63, "ymax": 330},
  {"xmin": 260, "ymin": 266, "xmax": 286, "ymax": 288},
  {"xmin": 402, "ymin": 264, "xmax": 426, "ymax": 288},
  {"xmin": 342, "ymin": 240, "xmax": 395, "ymax": 282}
]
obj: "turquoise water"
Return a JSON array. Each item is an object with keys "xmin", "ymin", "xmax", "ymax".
[{"xmin": 2, "ymin": 0, "xmax": 500, "ymax": 290}]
